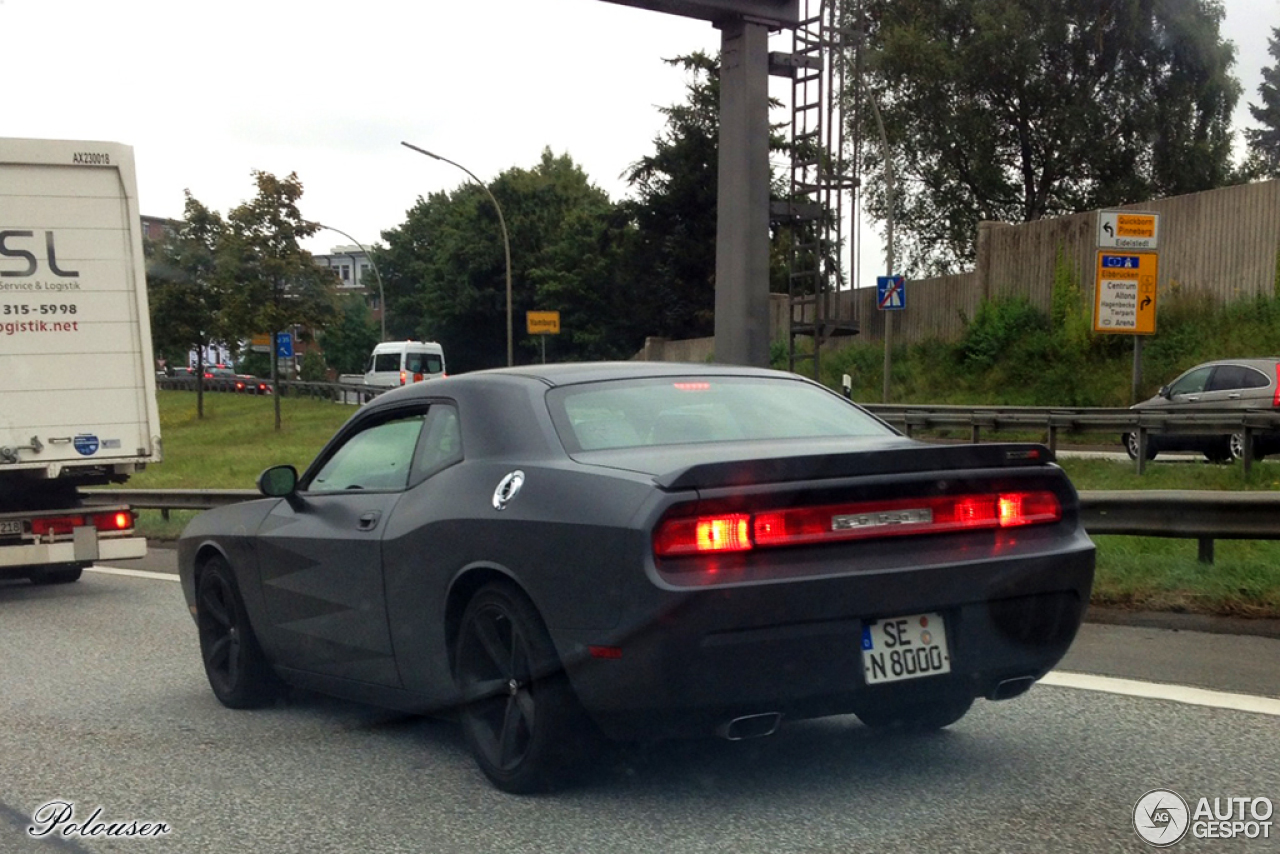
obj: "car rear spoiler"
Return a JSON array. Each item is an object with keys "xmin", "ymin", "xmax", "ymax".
[{"xmin": 655, "ymin": 443, "xmax": 1056, "ymax": 491}]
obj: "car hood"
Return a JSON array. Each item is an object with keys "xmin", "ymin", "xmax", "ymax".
[{"xmin": 570, "ymin": 436, "xmax": 1055, "ymax": 491}]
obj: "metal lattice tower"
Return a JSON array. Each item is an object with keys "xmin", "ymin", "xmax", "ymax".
[{"xmin": 773, "ymin": 0, "xmax": 862, "ymax": 381}]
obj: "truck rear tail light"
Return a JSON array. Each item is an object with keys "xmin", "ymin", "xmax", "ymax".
[
  {"xmin": 93, "ymin": 511, "xmax": 135, "ymax": 533},
  {"xmin": 400, "ymin": 370, "xmax": 408, "ymax": 386},
  {"xmin": 654, "ymin": 492, "xmax": 1061, "ymax": 557},
  {"xmin": 30, "ymin": 516, "xmax": 84, "ymax": 537},
  {"xmin": 30, "ymin": 511, "xmax": 134, "ymax": 537}
]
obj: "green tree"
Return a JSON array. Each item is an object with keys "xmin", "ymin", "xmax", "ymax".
[
  {"xmin": 145, "ymin": 192, "xmax": 226, "ymax": 418},
  {"xmin": 1245, "ymin": 27, "xmax": 1280, "ymax": 178},
  {"xmin": 858, "ymin": 0, "xmax": 1241, "ymax": 275},
  {"xmin": 617, "ymin": 52, "xmax": 723, "ymax": 342},
  {"xmin": 219, "ymin": 171, "xmax": 337, "ymax": 429},
  {"xmin": 379, "ymin": 149, "xmax": 628, "ymax": 371},
  {"xmin": 320, "ymin": 295, "xmax": 381, "ymax": 375}
]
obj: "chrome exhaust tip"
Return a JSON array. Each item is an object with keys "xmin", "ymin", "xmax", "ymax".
[
  {"xmin": 718, "ymin": 712, "xmax": 783, "ymax": 741},
  {"xmin": 988, "ymin": 676, "xmax": 1036, "ymax": 701}
]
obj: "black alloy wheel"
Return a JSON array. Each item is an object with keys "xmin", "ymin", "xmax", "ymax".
[
  {"xmin": 196, "ymin": 557, "xmax": 279, "ymax": 709},
  {"xmin": 454, "ymin": 582, "xmax": 587, "ymax": 793}
]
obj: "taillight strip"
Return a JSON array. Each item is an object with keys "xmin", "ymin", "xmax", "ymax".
[{"xmin": 654, "ymin": 492, "xmax": 1061, "ymax": 557}]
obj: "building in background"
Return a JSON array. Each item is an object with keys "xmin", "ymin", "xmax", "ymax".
[{"xmin": 314, "ymin": 244, "xmax": 381, "ymax": 321}]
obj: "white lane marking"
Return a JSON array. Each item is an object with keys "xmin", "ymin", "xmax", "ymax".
[
  {"xmin": 1044, "ymin": 671, "xmax": 1280, "ymax": 717},
  {"xmin": 86, "ymin": 565, "xmax": 180, "ymax": 582}
]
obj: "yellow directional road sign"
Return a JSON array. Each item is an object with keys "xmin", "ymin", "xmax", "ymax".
[
  {"xmin": 526, "ymin": 311, "xmax": 561, "ymax": 335},
  {"xmin": 1094, "ymin": 251, "xmax": 1158, "ymax": 335}
]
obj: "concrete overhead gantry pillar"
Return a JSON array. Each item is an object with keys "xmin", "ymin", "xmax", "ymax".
[
  {"xmin": 713, "ymin": 17, "xmax": 771, "ymax": 367},
  {"xmin": 599, "ymin": 1, "xmax": 798, "ymax": 367}
]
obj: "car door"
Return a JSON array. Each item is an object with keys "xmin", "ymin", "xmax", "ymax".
[{"xmin": 254, "ymin": 407, "xmax": 428, "ymax": 687}]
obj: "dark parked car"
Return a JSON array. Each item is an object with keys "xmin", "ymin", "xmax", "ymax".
[
  {"xmin": 177, "ymin": 363, "xmax": 1095, "ymax": 792},
  {"xmin": 1123, "ymin": 358, "xmax": 1280, "ymax": 462}
]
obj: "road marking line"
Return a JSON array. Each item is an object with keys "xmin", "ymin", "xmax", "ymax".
[
  {"xmin": 86, "ymin": 565, "xmax": 180, "ymax": 582},
  {"xmin": 1044, "ymin": 671, "xmax": 1280, "ymax": 717}
]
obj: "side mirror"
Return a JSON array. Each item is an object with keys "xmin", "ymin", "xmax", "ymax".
[
  {"xmin": 1158, "ymin": 385, "xmax": 1170, "ymax": 399},
  {"xmin": 841, "ymin": 373, "xmax": 853, "ymax": 400},
  {"xmin": 258, "ymin": 465, "xmax": 298, "ymax": 497}
]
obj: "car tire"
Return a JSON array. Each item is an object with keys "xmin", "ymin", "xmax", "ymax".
[
  {"xmin": 196, "ymin": 556, "xmax": 280, "ymax": 709},
  {"xmin": 1228, "ymin": 433, "xmax": 1265, "ymax": 463},
  {"xmin": 1204, "ymin": 441, "xmax": 1232, "ymax": 464},
  {"xmin": 454, "ymin": 581, "xmax": 592, "ymax": 794},
  {"xmin": 1124, "ymin": 433, "xmax": 1157, "ymax": 462},
  {"xmin": 28, "ymin": 565, "xmax": 83, "ymax": 585},
  {"xmin": 855, "ymin": 693, "xmax": 973, "ymax": 732}
]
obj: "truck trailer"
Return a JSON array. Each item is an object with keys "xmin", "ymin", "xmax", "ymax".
[{"xmin": 0, "ymin": 138, "xmax": 160, "ymax": 584}]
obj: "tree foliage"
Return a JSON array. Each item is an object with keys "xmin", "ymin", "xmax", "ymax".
[
  {"xmin": 858, "ymin": 0, "xmax": 1241, "ymax": 275},
  {"xmin": 320, "ymin": 295, "xmax": 381, "ymax": 375},
  {"xmin": 379, "ymin": 149, "xmax": 631, "ymax": 371},
  {"xmin": 1245, "ymin": 27, "xmax": 1280, "ymax": 178},
  {"xmin": 219, "ymin": 171, "xmax": 338, "ymax": 427},
  {"xmin": 145, "ymin": 192, "xmax": 226, "ymax": 417}
]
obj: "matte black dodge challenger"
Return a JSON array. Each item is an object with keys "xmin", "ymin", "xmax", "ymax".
[{"xmin": 178, "ymin": 363, "xmax": 1095, "ymax": 792}]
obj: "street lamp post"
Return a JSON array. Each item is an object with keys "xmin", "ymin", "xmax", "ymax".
[
  {"xmin": 401, "ymin": 141, "xmax": 513, "ymax": 367},
  {"xmin": 316, "ymin": 223, "xmax": 387, "ymax": 341}
]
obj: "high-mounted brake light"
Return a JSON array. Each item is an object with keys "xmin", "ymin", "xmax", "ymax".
[
  {"xmin": 654, "ymin": 492, "xmax": 1062, "ymax": 557},
  {"xmin": 673, "ymin": 382, "xmax": 711, "ymax": 392}
]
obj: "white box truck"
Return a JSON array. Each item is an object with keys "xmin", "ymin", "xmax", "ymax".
[{"xmin": 0, "ymin": 138, "xmax": 160, "ymax": 584}]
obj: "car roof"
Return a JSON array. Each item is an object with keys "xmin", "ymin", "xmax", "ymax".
[{"xmin": 472, "ymin": 361, "xmax": 795, "ymax": 388}]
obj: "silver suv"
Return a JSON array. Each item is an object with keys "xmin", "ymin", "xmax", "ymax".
[{"xmin": 1123, "ymin": 358, "xmax": 1280, "ymax": 462}]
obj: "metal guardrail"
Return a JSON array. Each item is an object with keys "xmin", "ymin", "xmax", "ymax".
[
  {"xmin": 863, "ymin": 403, "xmax": 1280, "ymax": 475},
  {"xmin": 81, "ymin": 487, "xmax": 1280, "ymax": 565},
  {"xmin": 155, "ymin": 376, "xmax": 386, "ymax": 404}
]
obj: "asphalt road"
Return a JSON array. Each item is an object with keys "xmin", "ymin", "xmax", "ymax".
[{"xmin": 1, "ymin": 565, "xmax": 1277, "ymax": 853}]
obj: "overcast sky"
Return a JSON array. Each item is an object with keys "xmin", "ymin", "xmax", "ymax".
[{"xmin": 4, "ymin": 0, "xmax": 1278, "ymax": 288}]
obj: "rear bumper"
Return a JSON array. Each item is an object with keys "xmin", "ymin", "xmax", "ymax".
[
  {"xmin": 0, "ymin": 535, "xmax": 146, "ymax": 573},
  {"xmin": 558, "ymin": 539, "xmax": 1094, "ymax": 740}
]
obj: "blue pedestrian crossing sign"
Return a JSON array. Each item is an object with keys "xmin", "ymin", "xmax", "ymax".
[{"xmin": 877, "ymin": 275, "xmax": 906, "ymax": 310}]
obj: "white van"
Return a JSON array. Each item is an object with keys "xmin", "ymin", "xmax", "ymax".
[{"xmin": 363, "ymin": 341, "xmax": 447, "ymax": 388}]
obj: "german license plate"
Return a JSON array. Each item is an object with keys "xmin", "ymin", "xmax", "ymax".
[
  {"xmin": 862, "ymin": 612, "xmax": 951, "ymax": 685},
  {"xmin": 0, "ymin": 520, "xmax": 22, "ymax": 536}
]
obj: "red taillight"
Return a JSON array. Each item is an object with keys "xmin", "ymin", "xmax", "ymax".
[
  {"xmin": 1273, "ymin": 364, "xmax": 1280, "ymax": 407},
  {"xmin": 30, "ymin": 516, "xmax": 85, "ymax": 537},
  {"xmin": 413, "ymin": 372, "xmax": 424, "ymax": 383},
  {"xmin": 93, "ymin": 511, "xmax": 134, "ymax": 532},
  {"xmin": 653, "ymin": 513, "xmax": 752, "ymax": 556},
  {"xmin": 654, "ymin": 492, "xmax": 1062, "ymax": 558},
  {"xmin": 399, "ymin": 370, "xmax": 407, "ymax": 386},
  {"xmin": 30, "ymin": 511, "xmax": 134, "ymax": 537}
]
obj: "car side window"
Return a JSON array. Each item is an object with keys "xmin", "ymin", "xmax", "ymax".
[
  {"xmin": 308, "ymin": 413, "xmax": 426, "ymax": 493},
  {"xmin": 1168, "ymin": 367, "xmax": 1212, "ymax": 397},
  {"xmin": 1207, "ymin": 365, "xmax": 1247, "ymax": 391},
  {"xmin": 410, "ymin": 404, "xmax": 463, "ymax": 485},
  {"xmin": 1240, "ymin": 367, "xmax": 1271, "ymax": 390}
]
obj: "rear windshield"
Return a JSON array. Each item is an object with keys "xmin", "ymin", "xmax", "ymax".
[
  {"xmin": 547, "ymin": 376, "xmax": 894, "ymax": 452},
  {"xmin": 407, "ymin": 353, "xmax": 443, "ymax": 374}
]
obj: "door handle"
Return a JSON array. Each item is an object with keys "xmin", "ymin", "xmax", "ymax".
[
  {"xmin": 357, "ymin": 511, "xmax": 381, "ymax": 531},
  {"xmin": 1185, "ymin": 396, "xmax": 1199, "ymax": 402},
  {"xmin": 1228, "ymin": 393, "xmax": 1242, "ymax": 399}
]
